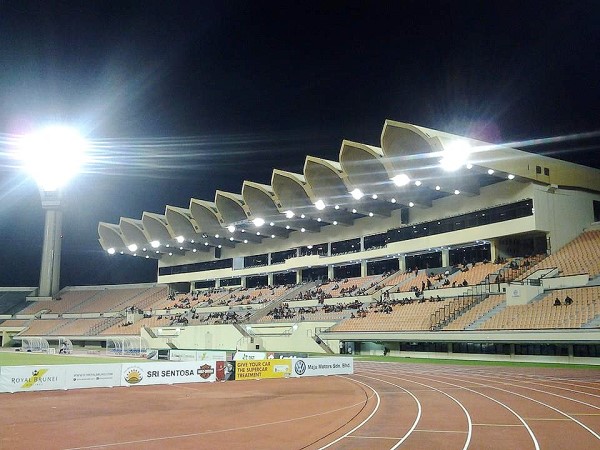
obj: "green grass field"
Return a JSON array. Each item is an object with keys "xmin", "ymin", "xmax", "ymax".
[
  {"xmin": 0, "ymin": 351, "xmax": 145, "ymax": 366},
  {"xmin": 355, "ymin": 355, "xmax": 599, "ymax": 369}
]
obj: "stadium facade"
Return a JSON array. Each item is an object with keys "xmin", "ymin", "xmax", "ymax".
[{"xmin": 2, "ymin": 121, "xmax": 599, "ymax": 364}]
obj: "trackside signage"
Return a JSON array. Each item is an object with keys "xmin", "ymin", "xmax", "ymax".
[
  {"xmin": 0, "ymin": 366, "xmax": 66, "ymax": 393},
  {"xmin": 65, "ymin": 364, "xmax": 121, "ymax": 389},
  {"xmin": 169, "ymin": 350, "xmax": 227, "ymax": 362},
  {"xmin": 234, "ymin": 359, "xmax": 292, "ymax": 380},
  {"xmin": 290, "ymin": 357, "xmax": 353, "ymax": 378},
  {"xmin": 121, "ymin": 361, "xmax": 217, "ymax": 386}
]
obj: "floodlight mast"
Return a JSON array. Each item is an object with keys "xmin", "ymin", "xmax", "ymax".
[
  {"xmin": 18, "ymin": 126, "xmax": 87, "ymax": 299},
  {"xmin": 38, "ymin": 190, "xmax": 63, "ymax": 298}
]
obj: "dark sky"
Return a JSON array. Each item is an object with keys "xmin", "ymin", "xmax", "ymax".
[{"xmin": 1, "ymin": 1, "xmax": 599, "ymax": 288}]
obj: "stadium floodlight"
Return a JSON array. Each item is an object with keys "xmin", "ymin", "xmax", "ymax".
[
  {"xmin": 440, "ymin": 140, "xmax": 471, "ymax": 171},
  {"xmin": 253, "ymin": 217, "xmax": 265, "ymax": 227},
  {"xmin": 414, "ymin": 180, "xmax": 422, "ymax": 186},
  {"xmin": 508, "ymin": 174, "xmax": 515, "ymax": 180},
  {"xmin": 15, "ymin": 125, "xmax": 88, "ymax": 298},
  {"xmin": 391, "ymin": 198, "xmax": 397, "ymax": 203},
  {"xmin": 487, "ymin": 169, "xmax": 495, "ymax": 175},
  {"xmin": 454, "ymin": 189, "xmax": 461, "ymax": 195},
  {"xmin": 17, "ymin": 125, "xmax": 88, "ymax": 192},
  {"xmin": 371, "ymin": 194, "xmax": 378, "ymax": 199},
  {"xmin": 350, "ymin": 188, "xmax": 364, "ymax": 200},
  {"xmin": 150, "ymin": 240, "xmax": 161, "ymax": 248},
  {"xmin": 284, "ymin": 210, "xmax": 295, "ymax": 219},
  {"xmin": 176, "ymin": 235, "xmax": 185, "ymax": 243},
  {"xmin": 409, "ymin": 202, "xmax": 415, "ymax": 207},
  {"xmin": 127, "ymin": 244, "xmax": 138, "ymax": 252},
  {"xmin": 314, "ymin": 199, "xmax": 326, "ymax": 210},
  {"xmin": 391, "ymin": 174, "xmax": 410, "ymax": 187},
  {"xmin": 107, "ymin": 247, "xmax": 116, "ymax": 255},
  {"xmin": 227, "ymin": 225, "xmax": 236, "ymax": 233}
]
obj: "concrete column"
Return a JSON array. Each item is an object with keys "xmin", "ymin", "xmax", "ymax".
[
  {"xmin": 490, "ymin": 239, "xmax": 498, "ymax": 262},
  {"xmin": 267, "ymin": 273, "xmax": 273, "ymax": 286},
  {"xmin": 441, "ymin": 248, "xmax": 450, "ymax": 267},
  {"xmin": 361, "ymin": 260, "xmax": 367, "ymax": 277},
  {"xmin": 241, "ymin": 276, "xmax": 247, "ymax": 288},
  {"xmin": 39, "ymin": 208, "xmax": 62, "ymax": 298},
  {"xmin": 327, "ymin": 265, "xmax": 334, "ymax": 280},
  {"xmin": 50, "ymin": 210, "xmax": 63, "ymax": 296},
  {"xmin": 296, "ymin": 269, "xmax": 302, "ymax": 284},
  {"xmin": 398, "ymin": 255, "xmax": 406, "ymax": 272}
]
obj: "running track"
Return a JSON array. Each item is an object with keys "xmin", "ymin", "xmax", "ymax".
[{"xmin": 1, "ymin": 361, "xmax": 599, "ymax": 449}]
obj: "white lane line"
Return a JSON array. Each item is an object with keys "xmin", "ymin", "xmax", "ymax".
[
  {"xmin": 318, "ymin": 376, "xmax": 381, "ymax": 450},
  {"xmin": 417, "ymin": 371, "xmax": 600, "ymax": 442},
  {"xmin": 365, "ymin": 372, "xmax": 473, "ymax": 450},
  {"xmin": 451, "ymin": 370, "xmax": 600, "ymax": 404},
  {"xmin": 360, "ymin": 367, "xmax": 540, "ymax": 450},
  {"xmin": 352, "ymin": 373, "xmax": 423, "ymax": 450}
]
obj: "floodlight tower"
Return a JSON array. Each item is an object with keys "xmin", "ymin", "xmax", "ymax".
[{"xmin": 18, "ymin": 126, "xmax": 87, "ymax": 298}]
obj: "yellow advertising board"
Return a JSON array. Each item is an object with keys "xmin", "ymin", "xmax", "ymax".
[{"xmin": 235, "ymin": 359, "xmax": 292, "ymax": 380}]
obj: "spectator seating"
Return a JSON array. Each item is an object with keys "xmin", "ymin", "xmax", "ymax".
[
  {"xmin": 443, "ymin": 294, "xmax": 505, "ymax": 330},
  {"xmin": 519, "ymin": 230, "xmax": 600, "ymax": 279},
  {"xmin": 478, "ymin": 286, "xmax": 600, "ymax": 330}
]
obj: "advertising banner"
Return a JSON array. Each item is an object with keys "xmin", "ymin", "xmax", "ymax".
[
  {"xmin": 234, "ymin": 359, "xmax": 292, "ymax": 380},
  {"xmin": 0, "ymin": 365, "xmax": 67, "ymax": 393},
  {"xmin": 290, "ymin": 357, "xmax": 354, "ymax": 378},
  {"xmin": 121, "ymin": 361, "xmax": 217, "ymax": 386},
  {"xmin": 65, "ymin": 364, "xmax": 122, "ymax": 389},
  {"xmin": 233, "ymin": 351, "xmax": 267, "ymax": 360},
  {"xmin": 169, "ymin": 350, "xmax": 227, "ymax": 361}
]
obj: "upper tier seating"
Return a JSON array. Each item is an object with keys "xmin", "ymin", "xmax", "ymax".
[
  {"xmin": 520, "ymin": 230, "xmax": 600, "ymax": 279},
  {"xmin": 478, "ymin": 286, "xmax": 600, "ymax": 330}
]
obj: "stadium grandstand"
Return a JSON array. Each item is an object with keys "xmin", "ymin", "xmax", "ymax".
[{"xmin": 2, "ymin": 120, "xmax": 600, "ymax": 363}]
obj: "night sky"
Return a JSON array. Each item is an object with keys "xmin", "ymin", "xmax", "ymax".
[{"xmin": 1, "ymin": 1, "xmax": 599, "ymax": 288}]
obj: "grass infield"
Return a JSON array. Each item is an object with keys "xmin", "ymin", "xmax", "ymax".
[
  {"xmin": 355, "ymin": 354, "xmax": 599, "ymax": 369},
  {"xmin": 0, "ymin": 351, "xmax": 144, "ymax": 366}
]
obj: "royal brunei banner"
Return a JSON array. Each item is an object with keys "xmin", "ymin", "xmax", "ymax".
[
  {"xmin": 290, "ymin": 357, "xmax": 353, "ymax": 378},
  {"xmin": 234, "ymin": 359, "xmax": 292, "ymax": 380},
  {"xmin": 0, "ymin": 365, "xmax": 67, "ymax": 393},
  {"xmin": 121, "ymin": 361, "xmax": 217, "ymax": 386}
]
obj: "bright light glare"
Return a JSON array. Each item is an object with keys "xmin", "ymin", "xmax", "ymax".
[
  {"xmin": 227, "ymin": 225, "xmax": 236, "ymax": 233},
  {"xmin": 284, "ymin": 210, "xmax": 295, "ymax": 219},
  {"xmin": 314, "ymin": 199, "xmax": 326, "ymax": 210},
  {"xmin": 107, "ymin": 247, "xmax": 115, "ymax": 255},
  {"xmin": 17, "ymin": 126, "xmax": 88, "ymax": 191},
  {"xmin": 176, "ymin": 235, "xmax": 185, "ymax": 243},
  {"xmin": 127, "ymin": 244, "xmax": 138, "ymax": 252},
  {"xmin": 391, "ymin": 174, "xmax": 410, "ymax": 187},
  {"xmin": 150, "ymin": 240, "xmax": 160, "ymax": 248},
  {"xmin": 508, "ymin": 174, "xmax": 515, "ymax": 180},
  {"xmin": 350, "ymin": 188, "xmax": 364, "ymax": 200},
  {"xmin": 440, "ymin": 140, "xmax": 471, "ymax": 171}
]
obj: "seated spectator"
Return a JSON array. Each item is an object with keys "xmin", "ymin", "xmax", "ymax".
[
  {"xmin": 564, "ymin": 295, "xmax": 573, "ymax": 305},
  {"xmin": 554, "ymin": 298, "xmax": 561, "ymax": 306}
]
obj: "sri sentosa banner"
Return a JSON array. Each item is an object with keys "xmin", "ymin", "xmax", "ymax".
[
  {"xmin": 234, "ymin": 359, "xmax": 292, "ymax": 380},
  {"xmin": 290, "ymin": 357, "xmax": 354, "ymax": 378},
  {"xmin": 65, "ymin": 364, "xmax": 122, "ymax": 389},
  {"xmin": 0, "ymin": 365, "xmax": 67, "ymax": 392},
  {"xmin": 121, "ymin": 361, "xmax": 217, "ymax": 386}
]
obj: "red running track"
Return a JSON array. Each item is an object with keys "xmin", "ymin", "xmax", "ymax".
[{"xmin": 1, "ymin": 361, "xmax": 599, "ymax": 449}]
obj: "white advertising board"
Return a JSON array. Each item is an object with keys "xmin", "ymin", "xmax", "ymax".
[
  {"xmin": 65, "ymin": 364, "xmax": 122, "ymax": 389},
  {"xmin": 169, "ymin": 350, "xmax": 227, "ymax": 361},
  {"xmin": 290, "ymin": 357, "xmax": 354, "ymax": 378},
  {"xmin": 233, "ymin": 351, "xmax": 267, "ymax": 360},
  {"xmin": 121, "ymin": 361, "xmax": 217, "ymax": 386},
  {"xmin": 0, "ymin": 365, "xmax": 67, "ymax": 393}
]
